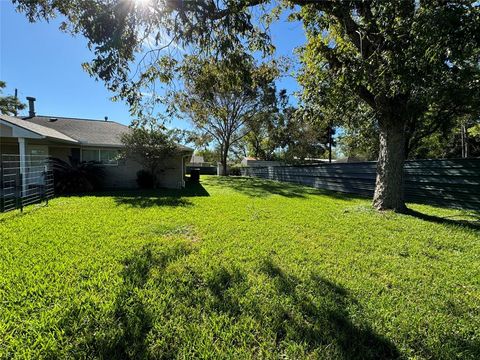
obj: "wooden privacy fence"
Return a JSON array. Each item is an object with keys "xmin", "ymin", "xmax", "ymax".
[{"xmin": 241, "ymin": 158, "xmax": 480, "ymax": 210}]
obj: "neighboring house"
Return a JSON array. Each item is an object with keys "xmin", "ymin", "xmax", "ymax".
[
  {"xmin": 187, "ymin": 154, "xmax": 215, "ymax": 167},
  {"xmin": 185, "ymin": 154, "xmax": 217, "ymax": 175},
  {"xmin": 0, "ymin": 99, "xmax": 193, "ymax": 190},
  {"xmin": 240, "ymin": 157, "xmax": 284, "ymax": 167},
  {"xmin": 189, "ymin": 154, "xmax": 205, "ymax": 165}
]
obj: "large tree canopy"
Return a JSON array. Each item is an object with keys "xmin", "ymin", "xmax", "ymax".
[
  {"xmin": 170, "ymin": 54, "xmax": 280, "ymax": 175},
  {"xmin": 296, "ymin": 1, "xmax": 480, "ymax": 211},
  {"xmin": 13, "ymin": 0, "xmax": 480, "ymax": 212},
  {"xmin": 13, "ymin": 0, "xmax": 273, "ymax": 114}
]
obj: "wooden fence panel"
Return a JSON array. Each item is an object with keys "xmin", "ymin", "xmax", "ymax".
[{"xmin": 241, "ymin": 159, "xmax": 480, "ymax": 210}]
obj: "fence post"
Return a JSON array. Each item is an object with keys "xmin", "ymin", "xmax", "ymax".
[{"xmin": 18, "ymin": 138, "xmax": 27, "ymax": 198}]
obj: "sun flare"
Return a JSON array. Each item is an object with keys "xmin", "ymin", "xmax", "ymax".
[{"xmin": 133, "ymin": 0, "xmax": 151, "ymax": 7}]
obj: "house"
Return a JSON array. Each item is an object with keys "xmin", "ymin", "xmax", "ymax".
[
  {"xmin": 0, "ymin": 98, "xmax": 193, "ymax": 190},
  {"xmin": 189, "ymin": 154, "xmax": 205, "ymax": 165},
  {"xmin": 187, "ymin": 154, "xmax": 215, "ymax": 167},
  {"xmin": 184, "ymin": 154, "xmax": 217, "ymax": 175},
  {"xmin": 240, "ymin": 157, "xmax": 284, "ymax": 167}
]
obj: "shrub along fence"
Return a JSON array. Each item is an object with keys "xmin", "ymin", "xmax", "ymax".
[{"xmin": 241, "ymin": 158, "xmax": 480, "ymax": 210}]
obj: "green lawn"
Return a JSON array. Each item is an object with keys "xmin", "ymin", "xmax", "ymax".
[{"xmin": 0, "ymin": 176, "xmax": 479, "ymax": 359}]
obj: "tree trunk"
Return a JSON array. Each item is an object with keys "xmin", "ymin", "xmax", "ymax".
[
  {"xmin": 221, "ymin": 158, "xmax": 228, "ymax": 176},
  {"xmin": 373, "ymin": 118, "xmax": 407, "ymax": 212},
  {"xmin": 461, "ymin": 123, "xmax": 468, "ymax": 158},
  {"xmin": 219, "ymin": 144, "xmax": 229, "ymax": 176}
]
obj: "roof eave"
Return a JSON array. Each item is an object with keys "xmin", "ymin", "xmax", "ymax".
[
  {"xmin": 45, "ymin": 136, "xmax": 79, "ymax": 145},
  {"xmin": 79, "ymin": 143, "xmax": 124, "ymax": 148}
]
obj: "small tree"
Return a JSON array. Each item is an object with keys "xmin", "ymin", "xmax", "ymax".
[
  {"xmin": 120, "ymin": 126, "xmax": 177, "ymax": 187},
  {"xmin": 0, "ymin": 81, "xmax": 25, "ymax": 116}
]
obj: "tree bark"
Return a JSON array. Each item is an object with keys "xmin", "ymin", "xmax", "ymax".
[
  {"xmin": 373, "ymin": 118, "xmax": 407, "ymax": 212},
  {"xmin": 221, "ymin": 157, "xmax": 228, "ymax": 176},
  {"xmin": 219, "ymin": 143, "xmax": 229, "ymax": 176}
]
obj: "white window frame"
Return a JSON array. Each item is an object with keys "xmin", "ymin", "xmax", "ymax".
[{"xmin": 81, "ymin": 147, "xmax": 120, "ymax": 166}]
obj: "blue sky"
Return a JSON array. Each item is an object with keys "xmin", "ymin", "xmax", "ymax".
[{"xmin": 0, "ymin": 1, "xmax": 305, "ymax": 128}]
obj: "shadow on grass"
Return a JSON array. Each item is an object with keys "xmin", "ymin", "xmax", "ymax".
[
  {"xmin": 110, "ymin": 182, "xmax": 210, "ymax": 208},
  {"xmin": 258, "ymin": 259, "xmax": 400, "ymax": 359},
  {"xmin": 405, "ymin": 208, "xmax": 480, "ymax": 231},
  {"xmin": 58, "ymin": 241, "xmax": 480, "ymax": 359},
  {"xmin": 441, "ymin": 335, "xmax": 480, "ymax": 359},
  {"xmin": 207, "ymin": 176, "xmax": 361, "ymax": 201},
  {"xmin": 115, "ymin": 196, "xmax": 193, "ymax": 208},
  {"xmin": 0, "ymin": 201, "xmax": 49, "ymax": 223},
  {"xmin": 62, "ymin": 248, "xmax": 401, "ymax": 358},
  {"xmin": 89, "ymin": 242, "xmax": 193, "ymax": 359}
]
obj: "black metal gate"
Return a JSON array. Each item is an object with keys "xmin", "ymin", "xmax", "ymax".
[{"xmin": 0, "ymin": 154, "xmax": 54, "ymax": 212}]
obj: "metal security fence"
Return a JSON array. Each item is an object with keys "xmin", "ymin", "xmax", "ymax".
[
  {"xmin": 186, "ymin": 165, "xmax": 217, "ymax": 175},
  {"xmin": 241, "ymin": 158, "xmax": 480, "ymax": 210},
  {"xmin": 0, "ymin": 154, "xmax": 54, "ymax": 212}
]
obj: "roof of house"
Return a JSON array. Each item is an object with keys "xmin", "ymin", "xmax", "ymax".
[
  {"xmin": 190, "ymin": 154, "xmax": 205, "ymax": 163},
  {"xmin": 0, "ymin": 114, "xmax": 78, "ymax": 143},
  {"xmin": 1, "ymin": 114, "xmax": 194, "ymax": 152},
  {"xmin": 24, "ymin": 116, "xmax": 128, "ymax": 147}
]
